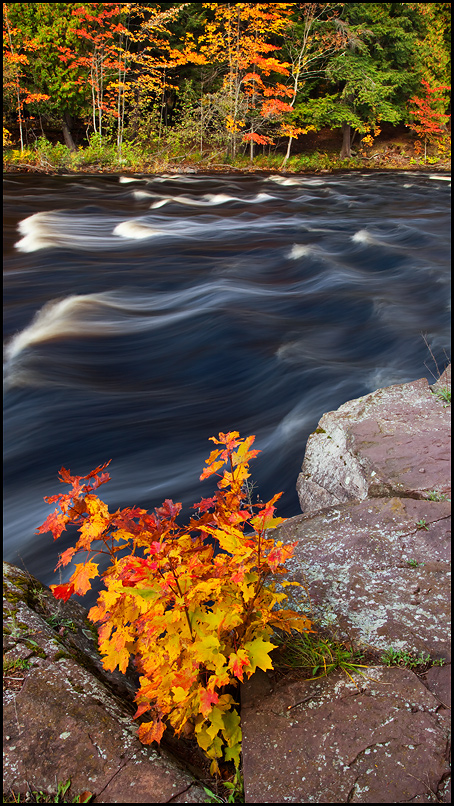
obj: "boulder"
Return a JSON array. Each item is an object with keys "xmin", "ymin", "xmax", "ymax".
[
  {"xmin": 3, "ymin": 562, "xmax": 207, "ymax": 803},
  {"xmin": 241, "ymin": 368, "xmax": 451, "ymax": 802},
  {"xmin": 297, "ymin": 366, "xmax": 451, "ymax": 513}
]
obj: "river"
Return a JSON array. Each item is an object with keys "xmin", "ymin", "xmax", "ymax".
[{"xmin": 3, "ymin": 170, "xmax": 451, "ymax": 605}]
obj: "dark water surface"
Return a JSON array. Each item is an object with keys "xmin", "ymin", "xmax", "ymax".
[{"xmin": 3, "ymin": 171, "xmax": 451, "ymax": 603}]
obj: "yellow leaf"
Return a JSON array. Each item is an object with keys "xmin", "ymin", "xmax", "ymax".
[
  {"xmin": 172, "ymin": 686, "xmax": 188, "ymax": 703},
  {"xmin": 243, "ymin": 636, "xmax": 275, "ymax": 676}
]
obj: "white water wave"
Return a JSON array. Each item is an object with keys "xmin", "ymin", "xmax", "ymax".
[
  {"xmin": 148, "ymin": 191, "xmax": 276, "ymax": 209},
  {"xmin": 5, "ymin": 270, "xmax": 368, "ymax": 366},
  {"xmin": 15, "ymin": 208, "xmax": 302, "ymax": 251}
]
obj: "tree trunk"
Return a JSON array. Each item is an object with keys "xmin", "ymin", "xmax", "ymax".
[
  {"xmin": 62, "ymin": 111, "xmax": 76, "ymax": 151},
  {"xmin": 340, "ymin": 121, "xmax": 351, "ymax": 158},
  {"xmin": 280, "ymin": 136, "xmax": 293, "ymax": 169}
]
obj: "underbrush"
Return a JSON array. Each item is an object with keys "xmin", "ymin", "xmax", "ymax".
[{"xmin": 4, "ymin": 134, "xmax": 451, "ymax": 174}]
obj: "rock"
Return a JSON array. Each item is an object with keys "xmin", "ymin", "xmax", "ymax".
[
  {"xmin": 240, "ymin": 367, "xmax": 451, "ymax": 802},
  {"xmin": 3, "ymin": 562, "xmax": 207, "ymax": 803},
  {"xmin": 269, "ymin": 496, "xmax": 451, "ymax": 660},
  {"xmin": 297, "ymin": 367, "xmax": 451, "ymax": 513},
  {"xmin": 241, "ymin": 666, "xmax": 451, "ymax": 803}
]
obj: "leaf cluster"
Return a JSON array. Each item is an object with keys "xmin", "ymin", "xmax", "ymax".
[{"xmin": 36, "ymin": 432, "xmax": 312, "ymax": 774}]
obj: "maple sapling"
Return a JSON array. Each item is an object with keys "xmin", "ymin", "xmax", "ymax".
[{"xmin": 37, "ymin": 432, "xmax": 313, "ymax": 774}]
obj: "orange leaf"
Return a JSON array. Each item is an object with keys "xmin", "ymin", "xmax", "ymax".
[
  {"xmin": 71, "ymin": 562, "xmax": 99, "ymax": 596},
  {"xmin": 138, "ymin": 718, "xmax": 165, "ymax": 745},
  {"xmin": 199, "ymin": 687, "xmax": 219, "ymax": 717}
]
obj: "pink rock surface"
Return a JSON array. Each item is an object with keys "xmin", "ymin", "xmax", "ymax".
[
  {"xmin": 241, "ymin": 666, "xmax": 451, "ymax": 803},
  {"xmin": 270, "ymin": 496, "xmax": 451, "ymax": 660},
  {"xmin": 297, "ymin": 368, "xmax": 451, "ymax": 513}
]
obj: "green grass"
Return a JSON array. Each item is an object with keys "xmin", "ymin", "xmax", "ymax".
[
  {"xmin": 433, "ymin": 386, "xmax": 451, "ymax": 405},
  {"xmin": 426, "ymin": 491, "xmax": 450, "ymax": 502},
  {"xmin": 271, "ymin": 630, "xmax": 369, "ymax": 685},
  {"xmin": 3, "ymin": 657, "xmax": 32, "ymax": 675},
  {"xmin": 202, "ymin": 771, "xmax": 244, "ymax": 803},
  {"xmin": 3, "ymin": 780, "xmax": 93, "ymax": 803},
  {"xmin": 415, "ymin": 518, "xmax": 429, "ymax": 530},
  {"xmin": 379, "ymin": 648, "xmax": 445, "ymax": 670}
]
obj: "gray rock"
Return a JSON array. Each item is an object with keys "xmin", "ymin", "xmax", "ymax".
[
  {"xmin": 297, "ymin": 368, "xmax": 451, "ymax": 513},
  {"xmin": 269, "ymin": 496, "xmax": 451, "ymax": 660},
  {"xmin": 3, "ymin": 562, "xmax": 207, "ymax": 803},
  {"xmin": 240, "ymin": 367, "xmax": 451, "ymax": 802}
]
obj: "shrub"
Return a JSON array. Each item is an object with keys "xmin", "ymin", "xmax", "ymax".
[{"xmin": 37, "ymin": 432, "xmax": 312, "ymax": 774}]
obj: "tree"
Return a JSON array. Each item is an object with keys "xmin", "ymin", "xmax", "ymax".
[
  {"xmin": 3, "ymin": 4, "xmax": 50, "ymax": 151},
  {"xmin": 57, "ymin": 4, "xmax": 127, "ymax": 145},
  {"xmin": 292, "ymin": 3, "xmax": 451, "ymax": 158},
  {"xmin": 407, "ymin": 79, "xmax": 451, "ymax": 161},
  {"xmin": 195, "ymin": 3, "xmax": 294, "ymax": 160},
  {"xmin": 279, "ymin": 3, "xmax": 345, "ymax": 166},
  {"xmin": 3, "ymin": 3, "xmax": 100, "ymax": 150},
  {"xmin": 121, "ymin": 3, "xmax": 201, "ymax": 151}
]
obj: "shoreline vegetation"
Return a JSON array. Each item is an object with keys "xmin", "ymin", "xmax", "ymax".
[{"xmin": 3, "ymin": 127, "xmax": 451, "ymax": 176}]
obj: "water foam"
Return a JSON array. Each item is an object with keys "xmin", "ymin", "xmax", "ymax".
[
  {"xmin": 113, "ymin": 220, "xmax": 161, "ymax": 239},
  {"xmin": 288, "ymin": 244, "xmax": 313, "ymax": 259}
]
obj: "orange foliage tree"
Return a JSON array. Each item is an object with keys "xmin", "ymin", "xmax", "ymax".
[
  {"xmin": 196, "ymin": 3, "xmax": 294, "ymax": 159},
  {"xmin": 3, "ymin": 4, "xmax": 50, "ymax": 152},
  {"xmin": 407, "ymin": 79, "xmax": 451, "ymax": 162},
  {"xmin": 37, "ymin": 432, "xmax": 312, "ymax": 774}
]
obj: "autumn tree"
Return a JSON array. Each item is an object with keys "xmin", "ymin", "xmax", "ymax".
[
  {"xmin": 194, "ymin": 3, "xmax": 294, "ymax": 160},
  {"xmin": 3, "ymin": 4, "xmax": 50, "ymax": 151},
  {"xmin": 407, "ymin": 79, "xmax": 451, "ymax": 161},
  {"xmin": 279, "ymin": 3, "xmax": 345, "ymax": 166},
  {"xmin": 120, "ymin": 3, "xmax": 202, "ymax": 151},
  {"xmin": 56, "ymin": 4, "xmax": 128, "ymax": 145},
  {"xmin": 3, "ymin": 3, "xmax": 96, "ymax": 151},
  {"xmin": 37, "ymin": 433, "xmax": 313, "ymax": 773}
]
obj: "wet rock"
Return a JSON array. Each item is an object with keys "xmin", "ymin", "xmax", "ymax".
[
  {"xmin": 297, "ymin": 367, "xmax": 451, "ymax": 512},
  {"xmin": 241, "ymin": 666, "xmax": 451, "ymax": 803},
  {"xmin": 3, "ymin": 562, "xmax": 207, "ymax": 803}
]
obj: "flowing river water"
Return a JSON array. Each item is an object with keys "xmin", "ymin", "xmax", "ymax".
[{"xmin": 3, "ymin": 170, "xmax": 451, "ymax": 605}]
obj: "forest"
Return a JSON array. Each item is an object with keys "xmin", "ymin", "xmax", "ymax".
[{"xmin": 3, "ymin": 2, "xmax": 451, "ymax": 172}]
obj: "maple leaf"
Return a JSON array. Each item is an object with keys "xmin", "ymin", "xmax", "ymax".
[
  {"xmin": 55, "ymin": 546, "xmax": 77, "ymax": 569},
  {"xmin": 243, "ymin": 637, "xmax": 275, "ymax": 676},
  {"xmin": 199, "ymin": 687, "xmax": 219, "ymax": 717},
  {"xmin": 155, "ymin": 499, "xmax": 182, "ymax": 519},
  {"xmin": 35, "ymin": 510, "xmax": 69, "ymax": 540},
  {"xmin": 192, "ymin": 495, "xmax": 218, "ymax": 512},
  {"xmin": 228, "ymin": 649, "xmax": 251, "ymax": 682},
  {"xmin": 50, "ymin": 582, "xmax": 75, "ymax": 603},
  {"xmin": 134, "ymin": 702, "xmax": 151, "ymax": 719},
  {"xmin": 71, "ymin": 561, "xmax": 99, "ymax": 596},
  {"xmin": 138, "ymin": 719, "xmax": 165, "ymax": 745}
]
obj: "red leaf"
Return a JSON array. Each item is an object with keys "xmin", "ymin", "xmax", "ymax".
[{"xmin": 50, "ymin": 583, "xmax": 75, "ymax": 602}]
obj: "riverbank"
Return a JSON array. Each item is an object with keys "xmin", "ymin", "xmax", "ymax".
[
  {"xmin": 4, "ymin": 366, "xmax": 451, "ymax": 803},
  {"xmin": 3, "ymin": 124, "xmax": 451, "ymax": 176},
  {"xmin": 3, "ymin": 154, "xmax": 451, "ymax": 176}
]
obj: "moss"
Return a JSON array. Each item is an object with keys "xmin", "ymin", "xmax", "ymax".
[
  {"xmin": 54, "ymin": 650, "xmax": 74, "ymax": 662},
  {"xmin": 30, "ymin": 646, "xmax": 47, "ymax": 659},
  {"xmin": 314, "ymin": 427, "xmax": 326, "ymax": 435}
]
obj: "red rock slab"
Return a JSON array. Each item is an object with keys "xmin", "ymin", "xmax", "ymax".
[
  {"xmin": 3, "ymin": 563, "xmax": 207, "ymax": 803},
  {"xmin": 297, "ymin": 368, "xmax": 451, "ymax": 513},
  {"xmin": 241, "ymin": 666, "xmax": 451, "ymax": 803},
  {"xmin": 270, "ymin": 496, "xmax": 451, "ymax": 660}
]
